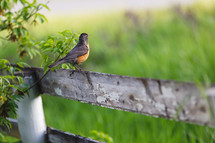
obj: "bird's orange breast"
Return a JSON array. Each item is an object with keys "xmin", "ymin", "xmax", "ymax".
[{"xmin": 77, "ymin": 45, "xmax": 89, "ymax": 64}]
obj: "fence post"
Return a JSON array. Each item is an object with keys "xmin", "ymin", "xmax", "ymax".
[{"xmin": 17, "ymin": 75, "xmax": 47, "ymax": 143}]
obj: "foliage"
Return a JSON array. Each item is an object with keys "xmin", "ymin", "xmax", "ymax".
[
  {"xmin": 0, "ymin": 0, "xmax": 50, "ymax": 139},
  {"xmin": 0, "ymin": 1, "xmax": 82, "ymax": 141},
  {"xmin": 0, "ymin": 132, "xmax": 6, "ymax": 142},
  {"xmin": 39, "ymin": 30, "xmax": 79, "ymax": 73},
  {"xmin": 0, "ymin": 59, "xmax": 28, "ymax": 129},
  {"xmin": 0, "ymin": 0, "xmax": 49, "ymax": 58},
  {"xmin": 90, "ymin": 130, "xmax": 113, "ymax": 143}
]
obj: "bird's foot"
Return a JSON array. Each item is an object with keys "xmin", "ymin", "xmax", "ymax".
[{"xmin": 74, "ymin": 65, "xmax": 83, "ymax": 71}]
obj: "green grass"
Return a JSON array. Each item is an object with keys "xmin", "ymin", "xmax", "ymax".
[
  {"xmin": 1, "ymin": 2, "xmax": 215, "ymax": 143},
  {"xmin": 42, "ymin": 95, "xmax": 215, "ymax": 143}
]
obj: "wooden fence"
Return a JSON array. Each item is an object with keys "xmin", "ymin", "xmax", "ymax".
[{"xmin": 1, "ymin": 67, "xmax": 215, "ymax": 143}]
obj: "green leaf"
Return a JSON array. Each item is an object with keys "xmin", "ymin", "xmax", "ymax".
[
  {"xmin": 0, "ymin": 132, "xmax": 6, "ymax": 142},
  {"xmin": 1, "ymin": 93, "xmax": 6, "ymax": 98},
  {"xmin": 20, "ymin": 27, "xmax": 27, "ymax": 37},
  {"xmin": 43, "ymin": 64, "xmax": 49, "ymax": 74},
  {"xmin": 15, "ymin": 67, "xmax": 24, "ymax": 75},
  {"xmin": 2, "ymin": 85, "xmax": 7, "ymax": 90},
  {"xmin": 23, "ymin": 11, "xmax": 30, "ymax": 21},
  {"xmin": 38, "ymin": 3, "xmax": 50, "ymax": 11},
  {"xmin": 1, "ymin": 0, "xmax": 9, "ymax": 10},
  {"xmin": 16, "ymin": 76, "xmax": 24, "ymax": 83},
  {"xmin": 10, "ymin": 67, "xmax": 15, "ymax": 75},
  {"xmin": 53, "ymin": 47, "xmax": 59, "ymax": 53},
  {"xmin": 6, "ymin": 11, "xmax": 13, "ymax": 16},
  {"xmin": 35, "ymin": 5, "xmax": 40, "ymax": 11},
  {"xmin": 0, "ymin": 23, "xmax": 7, "ymax": 30},
  {"xmin": 62, "ymin": 64, "xmax": 70, "ymax": 69},
  {"xmin": 31, "ymin": 0, "xmax": 36, "ymax": 5},
  {"xmin": 17, "ymin": 62, "xmax": 30, "ymax": 68},
  {"xmin": 2, "ymin": 77, "xmax": 10, "ymax": 84},
  {"xmin": 42, "ymin": 47, "xmax": 52, "ymax": 53},
  {"xmin": 10, "ymin": 94, "xmax": 23, "ymax": 102},
  {"xmin": 17, "ymin": 62, "xmax": 23, "ymax": 68},
  {"xmin": 56, "ymin": 41, "xmax": 63, "ymax": 48},
  {"xmin": 19, "ymin": 0, "xmax": 27, "ymax": 5},
  {"xmin": 36, "ymin": 13, "xmax": 47, "ymax": 23},
  {"xmin": 13, "ymin": 0, "xmax": 18, "ymax": 3},
  {"xmin": 34, "ymin": 48, "xmax": 41, "ymax": 56},
  {"xmin": 0, "ymin": 59, "xmax": 9, "ymax": 69},
  {"xmin": 28, "ymin": 49, "xmax": 33, "ymax": 59},
  {"xmin": 20, "ymin": 83, "xmax": 28, "ymax": 89},
  {"xmin": 0, "ymin": 117, "xmax": 11, "ymax": 129},
  {"xmin": 59, "ymin": 29, "xmax": 73, "ymax": 37},
  {"xmin": 30, "ymin": 48, "xmax": 36, "ymax": 56},
  {"xmin": 0, "ymin": 77, "xmax": 2, "ymax": 85},
  {"xmin": 15, "ymin": 14, "xmax": 22, "ymax": 21},
  {"xmin": 13, "ymin": 28, "xmax": 20, "ymax": 37}
]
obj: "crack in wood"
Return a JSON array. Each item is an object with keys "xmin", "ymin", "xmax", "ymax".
[
  {"xmin": 165, "ymin": 106, "xmax": 170, "ymax": 119},
  {"xmin": 69, "ymin": 70, "xmax": 75, "ymax": 79},
  {"xmin": 83, "ymin": 71, "xmax": 94, "ymax": 90},
  {"xmin": 157, "ymin": 80, "xmax": 163, "ymax": 95},
  {"xmin": 141, "ymin": 79, "xmax": 155, "ymax": 101}
]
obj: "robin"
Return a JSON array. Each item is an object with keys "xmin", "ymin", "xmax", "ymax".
[{"xmin": 48, "ymin": 33, "xmax": 89, "ymax": 70}]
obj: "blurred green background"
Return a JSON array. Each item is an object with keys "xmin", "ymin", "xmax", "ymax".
[{"xmin": 1, "ymin": 0, "xmax": 215, "ymax": 143}]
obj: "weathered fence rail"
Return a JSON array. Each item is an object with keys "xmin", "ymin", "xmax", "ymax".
[
  {"xmin": 0, "ymin": 118, "xmax": 100, "ymax": 143},
  {"xmin": 1, "ymin": 67, "xmax": 215, "ymax": 142}
]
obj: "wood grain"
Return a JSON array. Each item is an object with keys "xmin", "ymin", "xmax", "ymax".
[{"xmin": 27, "ymin": 68, "xmax": 215, "ymax": 128}]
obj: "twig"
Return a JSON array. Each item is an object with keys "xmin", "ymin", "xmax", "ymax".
[
  {"xmin": 23, "ymin": 68, "xmax": 51, "ymax": 93},
  {"xmin": 23, "ymin": 48, "xmax": 62, "ymax": 93},
  {"xmin": 20, "ymin": 1, "xmax": 50, "ymax": 24}
]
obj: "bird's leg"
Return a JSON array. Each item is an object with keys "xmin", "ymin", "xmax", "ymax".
[{"xmin": 74, "ymin": 64, "xmax": 82, "ymax": 71}]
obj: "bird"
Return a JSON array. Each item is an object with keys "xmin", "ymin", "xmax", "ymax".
[{"xmin": 48, "ymin": 33, "xmax": 89, "ymax": 70}]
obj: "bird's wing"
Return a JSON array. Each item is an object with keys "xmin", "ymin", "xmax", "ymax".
[{"xmin": 64, "ymin": 44, "xmax": 88, "ymax": 60}]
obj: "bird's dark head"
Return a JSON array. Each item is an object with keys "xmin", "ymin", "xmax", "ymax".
[{"xmin": 79, "ymin": 33, "xmax": 88, "ymax": 44}]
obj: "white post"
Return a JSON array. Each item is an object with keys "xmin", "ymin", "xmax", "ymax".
[{"xmin": 17, "ymin": 75, "xmax": 47, "ymax": 143}]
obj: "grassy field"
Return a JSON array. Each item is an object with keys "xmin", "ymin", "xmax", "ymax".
[{"xmin": 1, "ymin": 1, "xmax": 215, "ymax": 143}]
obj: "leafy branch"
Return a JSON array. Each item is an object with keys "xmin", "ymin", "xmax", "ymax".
[
  {"xmin": 0, "ymin": 0, "xmax": 49, "ymax": 58},
  {"xmin": 0, "ymin": 59, "xmax": 29, "ymax": 130},
  {"xmin": 39, "ymin": 30, "xmax": 79, "ymax": 73},
  {"xmin": 22, "ymin": 30, "xmax": 79, "ymax": 92},
  {"xmin": 0, "ymin": 1, "xmax": 80, "ymax": 138},
  {"xmin": 0, "ymin": 0, "xmax": 50, "ymax": 138}
]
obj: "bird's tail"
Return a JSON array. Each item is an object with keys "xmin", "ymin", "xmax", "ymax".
[{"xmin": 48, "ymin": 59, "xmax": 65, "ymax": 68}]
